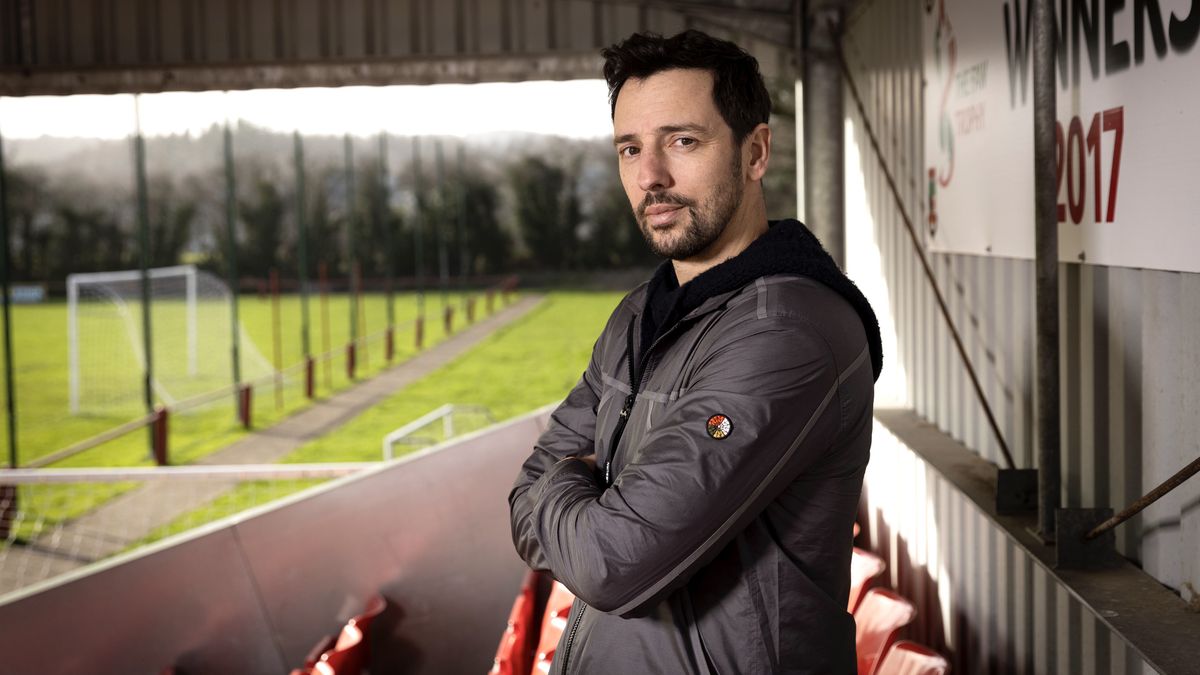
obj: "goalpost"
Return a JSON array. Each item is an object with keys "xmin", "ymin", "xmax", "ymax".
[{"xmin": 67, "ymin": 265, "xmax": 272, "ymax": 416}]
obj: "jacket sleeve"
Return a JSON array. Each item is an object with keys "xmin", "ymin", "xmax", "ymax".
[
  {"xmin": 507, "ymin": 336, "xmax": 604, "ymax": 571},
  {"xmin": 521, "ymin": 314, "xmax": 864, "ymax": 617}
]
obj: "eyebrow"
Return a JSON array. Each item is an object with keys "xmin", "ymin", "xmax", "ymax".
[{"xmin": 612, "ymin": 123, "xmax": 709, "ymax": 147}]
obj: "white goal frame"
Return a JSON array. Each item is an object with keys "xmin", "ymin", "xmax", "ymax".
[{"xmin": 67, "ymin": 265, "xmax": 198, "ymax": 414}]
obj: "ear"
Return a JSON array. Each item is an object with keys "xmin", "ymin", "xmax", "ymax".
[{"xmin": 744, "ymin": 123, "xmax": 771, "ymax": 181}]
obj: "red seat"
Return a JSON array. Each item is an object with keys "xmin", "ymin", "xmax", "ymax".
[
  {"xmin": 854, "ymin": 588, "xmax": 916, "ymax": 675},
  {"xmin": 849, "ymin": 547, "xmax": 887, "ymax": 613},
  {"xmin": 313, "ymin": 623, "xmax": 363, "ymax": 675},
  {"xmin": 312, "ymin": 595, "xmax": 387, "ymax": 675},
  {"xmin": 490, "ymin": 571, "xmax": 539, "ymax": 675},
  {"xmin": 531, "ymin": 581, "xmax": 578, "ymax": 674},
  {"xmin": 351, "ymin": 594, "xmax": 386, "ymax": 635},
  {"xmin": 874, "ymin": 640, "xmax": 949, "ymax": 675}
]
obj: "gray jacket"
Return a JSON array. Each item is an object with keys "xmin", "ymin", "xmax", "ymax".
[{"xmin": 510, "ymin": 223, "xmax": 877, "ymax": 674}]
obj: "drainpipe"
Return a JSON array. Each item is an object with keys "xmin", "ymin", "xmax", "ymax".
[{"xmin": 1033, "ymin": 0, "xmax": 1061, "ymax": 540}]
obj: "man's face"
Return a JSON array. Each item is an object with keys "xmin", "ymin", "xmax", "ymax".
[{"xmin": 612, "ymin": 69, "xmax": 745, "ymax": 261}]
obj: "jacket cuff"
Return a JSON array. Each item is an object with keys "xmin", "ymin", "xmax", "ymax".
[{"xmin": 527, "ymin": 456, "xmax": 601, "ymax": 504}]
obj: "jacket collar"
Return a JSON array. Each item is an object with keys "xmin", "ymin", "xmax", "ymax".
[{"xmin": 636, "ymin": 219, "xmax": 884, "ymax": 380}]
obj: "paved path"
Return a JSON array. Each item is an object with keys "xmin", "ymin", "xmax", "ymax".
[{"xmin": 0, "ymin": 295, "xmax": 544, "ymax": 596}]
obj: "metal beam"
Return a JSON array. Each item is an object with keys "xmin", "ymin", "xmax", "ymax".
[
  {"xmin": 0, "ymin": 52, "xmax": 605, "ymax": 97},
  {"xmin": 592, "ymin": 0, "xmax": 793, "ymax": 22}
]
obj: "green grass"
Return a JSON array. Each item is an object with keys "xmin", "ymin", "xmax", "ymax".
[
  {"xmin": 1, "ymin": 290, "xmax": 487, "ymax": 542},
  {"xmin": 2, "ymin": 290, "xmax": 478, "ymax": 468},
  {"xmin": 135, "ymin": 291, "xmax": 624, "ymax": 543}
]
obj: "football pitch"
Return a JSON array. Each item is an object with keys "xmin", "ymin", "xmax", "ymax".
[{"xmin": 1, "ymin": 290, "xmax": 482, "ymax": 468}]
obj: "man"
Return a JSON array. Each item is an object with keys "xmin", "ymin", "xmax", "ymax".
[{"xmin": 509, "ymin": 30, "xmax": 882, "ymax": 674}]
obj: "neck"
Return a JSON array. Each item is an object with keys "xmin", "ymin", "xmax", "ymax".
[{"xmin": 672, "ymin": 197, "xmax": 768, "ymax": 285}]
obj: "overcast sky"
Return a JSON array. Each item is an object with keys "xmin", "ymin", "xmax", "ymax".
[{"xmin": 0, "ymin": 80, "xmax": 614, "ymax": 140}]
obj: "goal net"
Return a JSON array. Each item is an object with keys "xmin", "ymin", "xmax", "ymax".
[{"xmin": 67, "ymin": 265, "xmax": 273, "ymax": 415}]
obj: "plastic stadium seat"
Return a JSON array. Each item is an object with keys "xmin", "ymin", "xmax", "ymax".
[
  {"xmin": 314, "ymin": 624, "xmax": 364, "ymax": 675},
  {"xmin": 490, "ymin": 571, "xmax": 538, "ymax": 675},
  {"xmin": 854, "ymin": 588, "xmax": 917, "ymax": 675},
  {"xmin": 312, "ymin": 595, "xmax": 387, "ymax": 675},
  {"xmin": 353, "ymin": 594, "xmax": 387, "ymax": 634},
  {"xmin": 849, "ymin": 547, "xmax": 887, "ymax": 613},
  {"xmin": 531, "ymin": 581, "xmax": 578, "ymax": 674},
  {"xmin": 874, "ymin": 640, "xmax": 950, "ymax": 675}
]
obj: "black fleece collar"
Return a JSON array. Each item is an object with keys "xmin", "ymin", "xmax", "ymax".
[{"xmin": 640, "ymin": 219, "xmax": 883, "ymax": 381}]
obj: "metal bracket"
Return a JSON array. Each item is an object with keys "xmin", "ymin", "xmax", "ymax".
[
  {"xmin": 996, "ymin": 468, "xmax": 1038, "ymax": 514},
  {"xmin": 1055, "ymin": 508, "xmax": 1120, "ymax": 569}
]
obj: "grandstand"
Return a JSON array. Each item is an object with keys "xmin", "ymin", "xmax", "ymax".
[{"xmin": 4, "ymin": 0, "xmax": 1200, "ymax": 673}]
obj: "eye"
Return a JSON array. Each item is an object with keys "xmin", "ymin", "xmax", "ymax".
[
  {"xmin": 672, "ymin": 137, "xmax": 697, "ymax": 148},
  {"xmin": 618, "ymin": 145, "xmax": 640, "ymax": 158}
]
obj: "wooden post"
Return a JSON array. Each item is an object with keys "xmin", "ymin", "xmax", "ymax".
[
  {"xmin": 151, "ymin": 407, "xmax": 169, "ymax": 466},
  {"xmin": 238, "ymin": 384, "xmax": 253, "ymax": 429}
]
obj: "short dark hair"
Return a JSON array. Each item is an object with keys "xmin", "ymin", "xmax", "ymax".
[{"xmin": 601, "ymin": 30, "xmax": 772, "ymax": 143}]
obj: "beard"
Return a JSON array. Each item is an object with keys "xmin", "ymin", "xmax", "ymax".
[{"xmin": 635, "ymin": 153, "xmax": 744, "ymax": 261}]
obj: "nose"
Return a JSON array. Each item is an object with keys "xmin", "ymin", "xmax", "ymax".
[{"xmin": 636, "ymin": 146, "xmax": 672, "ymax": 193}]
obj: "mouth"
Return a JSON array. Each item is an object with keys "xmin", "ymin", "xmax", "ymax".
[{"xmin": 642, "ymin": 203, "xmax": 685, "ymax": 228}]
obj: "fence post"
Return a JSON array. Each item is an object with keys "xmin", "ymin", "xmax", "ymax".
[
  {"xmin": 305, "ymin": 357, "xmax": 315, "ymax": 399},
  {"xmin": 380, "ymin": 132, "xmax": 396, "ymax": 363},
  {"xmin": 0, "ymin": 128, "xmax": 17, "ymax": 536},
  {"xmin": 151, "ymin": 407, "xmax": 169, "ymax": 466},
  {"xmin": 355, "ymin": 261, "xmax": 368, "ymax": 371},
  {"xmin": 223, "ymin": 114, "xmax": 243, "ymax": 421},
  {"xmin": 0, "ymin": 484, "xmax": 15, "ymax": 540},
  {"xmin": 238, "ymin": 384, "xmax": 253, "ymax": 429},
  {"xmin": 319, "ymin": 261, "xmax": 332, "ymax": 390},
  {"xmin": 444, "ymin": 305, "xmax": 454, "ymax": 334},
  {"xmin": 270, "ymin": 268, "xmax": 283, "ymax": 411},
  {"xmin": 411, "ymin": 137, "xmax": 427, "ymax": 352},
  {"xmin": 133, "ymin": 97, "xmax": 156, "ymax": 458}
]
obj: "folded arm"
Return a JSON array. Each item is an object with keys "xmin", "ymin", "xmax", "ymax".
[{"xmin": 520, "ymin": 316, "xmax": 854, "ymax": 617}]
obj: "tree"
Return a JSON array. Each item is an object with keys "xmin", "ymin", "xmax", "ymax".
[
  {"xmin": 146, "ymin": 176, "xmax": 197, "ymax": 268},
  {"xmin": 238, "ymin": 172, "xmax": 286, "ymax": 277},
  {"xmin": 456, "ymin": 169, "xmax": 510, "ymax": 275},
  {"xmin": 508, "ymin": 157, "xmax": 579, "ymax": 270}
]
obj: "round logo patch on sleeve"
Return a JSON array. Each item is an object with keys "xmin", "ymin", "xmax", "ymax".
[{"xmin": 706, "ymin": 414, "xmax": 733, "ymax": 440}]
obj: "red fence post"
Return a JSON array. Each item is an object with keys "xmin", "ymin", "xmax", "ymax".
[
  {"xmin": 305, "ymin": 357, "xmax": 315, "ymax": 399},
  {"xmin": 151, "ymin": 407, "xmax": 169, "ymax": 466},
  {"xmin": 346, "ymin": 342, "xmax": 357, "ymax": 380},
  {"xmin": 238, "ymin": 384, "xmax": 253, "ymax": 429},
  {"xmin": 269, "ymin": 268, "xmax": 283, "ymax": 411},
  {"xmin": 385, "ymin": 327, "xmax": 395, "ymax": 362},
  {"xmin": 0, "ymin": 485, "xmax": 16, "ymax": 540},
  {"xmin": 415, "ymin": 315, "xmax": 425, "ymax": 350}
]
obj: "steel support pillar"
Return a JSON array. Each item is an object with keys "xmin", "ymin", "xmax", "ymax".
[
  {"xmin": 801, "ymin": 0, "xmax": 845, "ymax": 267},
  {"xmin": 1033, "ymin": 0, "xmax": 1062, "ymax": 540}
]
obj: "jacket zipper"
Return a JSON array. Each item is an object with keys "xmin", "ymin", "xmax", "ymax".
[
  {"xmin": 605, "ymin": 315, "xmax": 666, "ymax": 486},
  {"xmin": 562, "ymin": 318, "xmax": 650, "ymax": 673}
]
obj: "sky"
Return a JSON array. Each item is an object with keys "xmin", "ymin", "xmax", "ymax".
[{"xmin": 0, "ymin": 79, "xmax": 614, "ymax": 140}]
